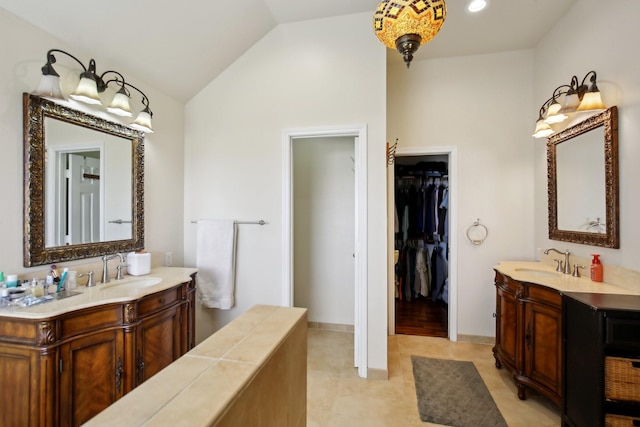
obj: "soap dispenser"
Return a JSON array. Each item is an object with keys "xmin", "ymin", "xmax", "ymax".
[{"xmin": 590, "ymin": 254, "xmax": 603, "ymax": 282}]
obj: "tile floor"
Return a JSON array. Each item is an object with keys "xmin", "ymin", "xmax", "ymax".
[{"xmin": 307, "ymin": 329, "xmax": 561, "ymax": 427}]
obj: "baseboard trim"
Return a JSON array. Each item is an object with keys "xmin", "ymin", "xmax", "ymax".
[
  {"xmin": 307, "ymin": 322, "xmax": 354, "ymax": 332},
  {"xmin": 457, "ymin": 334, "xmax": 494, "ymax": 345},
  {"xmin": 367, "ymin": 368, "xmax": 389, "ymax": 381}
]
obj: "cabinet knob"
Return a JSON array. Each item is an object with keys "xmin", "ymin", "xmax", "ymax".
[
  {"xmin": 492, "ymin": 313, "xmax": 497, "ymax": 318},
  {"xmin": 160, "ymin": 298, "xmax": 165, "ymax": 304}
]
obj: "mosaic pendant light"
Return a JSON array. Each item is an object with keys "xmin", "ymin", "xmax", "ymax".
[{"xmin": 373, "ymin": 0, "xmax": 447, "ymax": 68}]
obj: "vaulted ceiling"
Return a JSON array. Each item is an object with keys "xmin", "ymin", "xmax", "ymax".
[{"xmin": 0, "ymin": 0, "xmax": 575, "ymax": 102}]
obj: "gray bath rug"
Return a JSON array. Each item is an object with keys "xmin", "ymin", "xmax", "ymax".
[{"xmin": 411, "ymin": 356, "xmax": 508, "ymax": 427}]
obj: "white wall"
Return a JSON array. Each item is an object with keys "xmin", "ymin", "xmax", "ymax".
[
  {"xmin": 387, "ymin": 50, "xmax": 535, "ymax": 337},
  {"xmin": 533, "ymin": 0, "xmax": 640, "ymax": 273},
  {"xmin": 293, "ymin": 136, "xmax": 355, "ymax": 325},
  {"xmin": 0, "ymin": 9, "xmax": 185, "ymax": 275},
  {"xmin": 184, "ymin": 12, "xmax": 388, "ymax": 370}
]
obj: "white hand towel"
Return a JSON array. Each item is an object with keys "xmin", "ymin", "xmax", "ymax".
[{"xmin": 196, "ymin": 219, "xmax": 237, "ymax": 309}]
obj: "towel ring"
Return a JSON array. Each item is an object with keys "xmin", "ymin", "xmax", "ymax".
[{"xmin": 466, "ymin": 219, "xmax": 488, "ymax": 245}]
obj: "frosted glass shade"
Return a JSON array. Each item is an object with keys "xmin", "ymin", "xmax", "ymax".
[
  {"xmin": 545, "ymin": 101, "xmax": 568, "ymax": 124},
  {"xmin": 557, "ymin": 92, "xmax": 581, "ymax": 115},
  {"xmin": 107, "ymin": 91, "xmax": 133, "ymax": 117},
  {"xmin": 533, "ymin": 119, "xmax": 554, "ymax": 138},
  {"xmin": 131, "ymin": 110, "xmax": 153, "ymax": 133},
  {"xmin": 33, "ymin": 74, "xmax": 64, "ymax": 100},
  {"xmin": 577, "ymin": 91, "xmax": 606, "ymax": 112},
  {"xmin": 70, "ymin": 75, "xmax": 102, "ymax": 105}
]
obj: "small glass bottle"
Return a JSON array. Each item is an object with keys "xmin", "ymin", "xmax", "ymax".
[
  {"xmin": 45, "ymin": 275, "xmax": 55, "ymax": 294},
  {"xmin": 31, "ymin": 278, "xmax": 44, "ymax": 298}
]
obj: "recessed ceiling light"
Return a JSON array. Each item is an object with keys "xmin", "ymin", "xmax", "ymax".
[{"xmin": 466, "ymin": 0, "xmax": 489, "ymax": 13}]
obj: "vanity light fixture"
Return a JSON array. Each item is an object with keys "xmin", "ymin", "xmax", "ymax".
[
  {"xmin": 533, "ymin": 70, "xmax": 606, "ymax": 138},
  {"xmin": 33, "ymin": 49, "xmax": 154, "ymax": 133},
  {"xmin": 373, "ymin": 0, "xmax": 447, "ymax": 68}
]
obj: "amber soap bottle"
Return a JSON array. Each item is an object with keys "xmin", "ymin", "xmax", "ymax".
[{"xmin": 590, "ymin": 254, "xmax": 603, "ymax": 282}]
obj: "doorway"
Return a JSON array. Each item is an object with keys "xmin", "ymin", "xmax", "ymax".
[
  {"xmin": 46, "ymin": 145, "xmax": 104, "ymax": 247},
  {"xmin": 282, "ymin": 125, "xmax": 369, "ymax": 377},
  {"xmin": 292, "ymin": 137, "xmax": 355, "ymax": 327},
  {"xmin": 390, "ymin": 147, "xmax": 458, "ymax": 341}
]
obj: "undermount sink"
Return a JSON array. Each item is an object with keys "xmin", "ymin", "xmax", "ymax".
[
  {"xmin": 103, "ymin": 276, "xmax": 162, "ymax": 290},
  {"xmin": 514, "ymin": 268, "xmax": 560, "ymax": 278}
]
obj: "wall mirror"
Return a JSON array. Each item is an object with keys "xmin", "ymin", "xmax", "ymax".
[
  {"xmin": 23, "ymin": 93, "xmax": 145, "ymax": 266},
  {"xmin": 547, "ymin": 106, "xmax": 619, "ymax": 248}
]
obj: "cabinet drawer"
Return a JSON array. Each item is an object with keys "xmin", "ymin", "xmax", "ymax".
[
  {"xmin": 495, "ymin": 272, "xmax": 518, "ymax": 294},
  {"xmin": 527, "ymin": 285, "xmax": 561, "ymax": 308},
  {"xmin": 60, "ymin": 304, "xmax": 123, "ymax": 339},
  {"xmin": 605, "ymin": 414, "xmax": 640, "ymax": 427},
  {"xmin": 138, "ymin": 288, "xmax": 180, "ymax": 317},
  {"xmin": 605, "ymin": 356, "xmax": 640, "ymax": 402}
]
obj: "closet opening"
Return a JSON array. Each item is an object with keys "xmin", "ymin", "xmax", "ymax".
[
  {"xmin": 393, "ymin": 154, "xmax": 449, "ymax": 337},
  {"xmin": 283, "ymin": 124, "xmax": 368, "ymax": 377}
]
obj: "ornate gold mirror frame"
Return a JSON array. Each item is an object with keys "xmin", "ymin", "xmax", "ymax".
[
  {"xmin": 547, "ymin": 106, "xmax": 619, "ymax": 248},
  {"xmin": 23, "ymin": 93, "xmax": 145, "ymax": 266}
]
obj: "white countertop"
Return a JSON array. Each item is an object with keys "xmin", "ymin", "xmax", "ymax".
[
  {"xmin": 0, "ymin": 267, "xmax": 198, "ymax": 319},
  {"xmin": 494, "ymin": 261, "xmax": 640, "ymax": 296}
]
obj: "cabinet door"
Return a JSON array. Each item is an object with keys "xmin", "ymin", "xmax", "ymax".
[
  {"xmin": 136, "ymin": 303, "xmax": 183, "ymax": 385},
  {"xmin": 495, "ymin": 284, "xmax": 518, "ymax": 369},
  {"xmin": 0, "ymin": 345, "xmax": 56, "ymax": 427},
  {"xmin": 59, "ymin": 329, "xmax": 125, "ymax": 427},
  {"xmin": 524, "ymin": 300, "xmax": 562, "ymax": 398}
]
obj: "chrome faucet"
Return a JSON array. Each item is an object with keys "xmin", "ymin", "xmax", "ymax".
[
  {"xmin": 544, "ymin": 248, "xmax": 571, "ymax": 274},
  {"xmin": 101, "ymin": 253, "xmax": 126, "ymax": 284}
]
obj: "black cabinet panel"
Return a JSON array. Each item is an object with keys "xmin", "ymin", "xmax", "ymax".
[{"xmin": 562, "ymin": 293, "xmax": 640, "ymax": 427}]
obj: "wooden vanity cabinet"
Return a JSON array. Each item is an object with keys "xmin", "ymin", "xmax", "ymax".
[
  {"xmin": 493, "ymin": 271, "xmax": 562, "ymax": 407},
  {"xmin": 0, "ymin": 275, "xmax": 195, "ymax": 427}
]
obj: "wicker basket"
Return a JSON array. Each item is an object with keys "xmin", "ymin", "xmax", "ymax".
[
  {"xmin": 605, "ymin": 414, "xmax": 640, "ymax": 427},
  {"xmin": 605, "ymin": 356, "xmax": 640, "ymax": 402}
]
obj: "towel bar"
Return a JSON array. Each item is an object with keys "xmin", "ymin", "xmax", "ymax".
[{"xmin": 191, "ymin": 220, "xmax": 266, "ymax": 225}]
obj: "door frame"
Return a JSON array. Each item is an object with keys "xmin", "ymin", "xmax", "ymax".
[
  {"xmin": 282, "ymin": 124, "xmax": 368, "ymax": 378},
  {"xmin": 390, "ymin": 146, "xmax": 458, "ymax": 341},
  {"xmin": 46, "ymin": 143, "xmax": 104, "ymax": 247}
]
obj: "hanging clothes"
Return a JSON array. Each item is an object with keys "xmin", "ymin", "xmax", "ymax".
[
  {"xmin": 416, "ymin": 246, "xmax": 430, "ymax": 297},
  {"xmin": 430, "ymin": 244, "xmax": 448, "ymax": 302},
  {"xmin": 394, "ymin": 160, "xmax": 448, "ymax": 302}
]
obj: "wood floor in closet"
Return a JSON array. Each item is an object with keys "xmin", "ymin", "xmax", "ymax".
[{"xmin": 395, "ymin": 297, "xmax": 448, "ymax": 337}]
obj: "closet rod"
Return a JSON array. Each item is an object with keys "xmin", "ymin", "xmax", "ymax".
[{"xmin": 191, "ymin": 220, "xmax": 266, "ymax": 225}]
